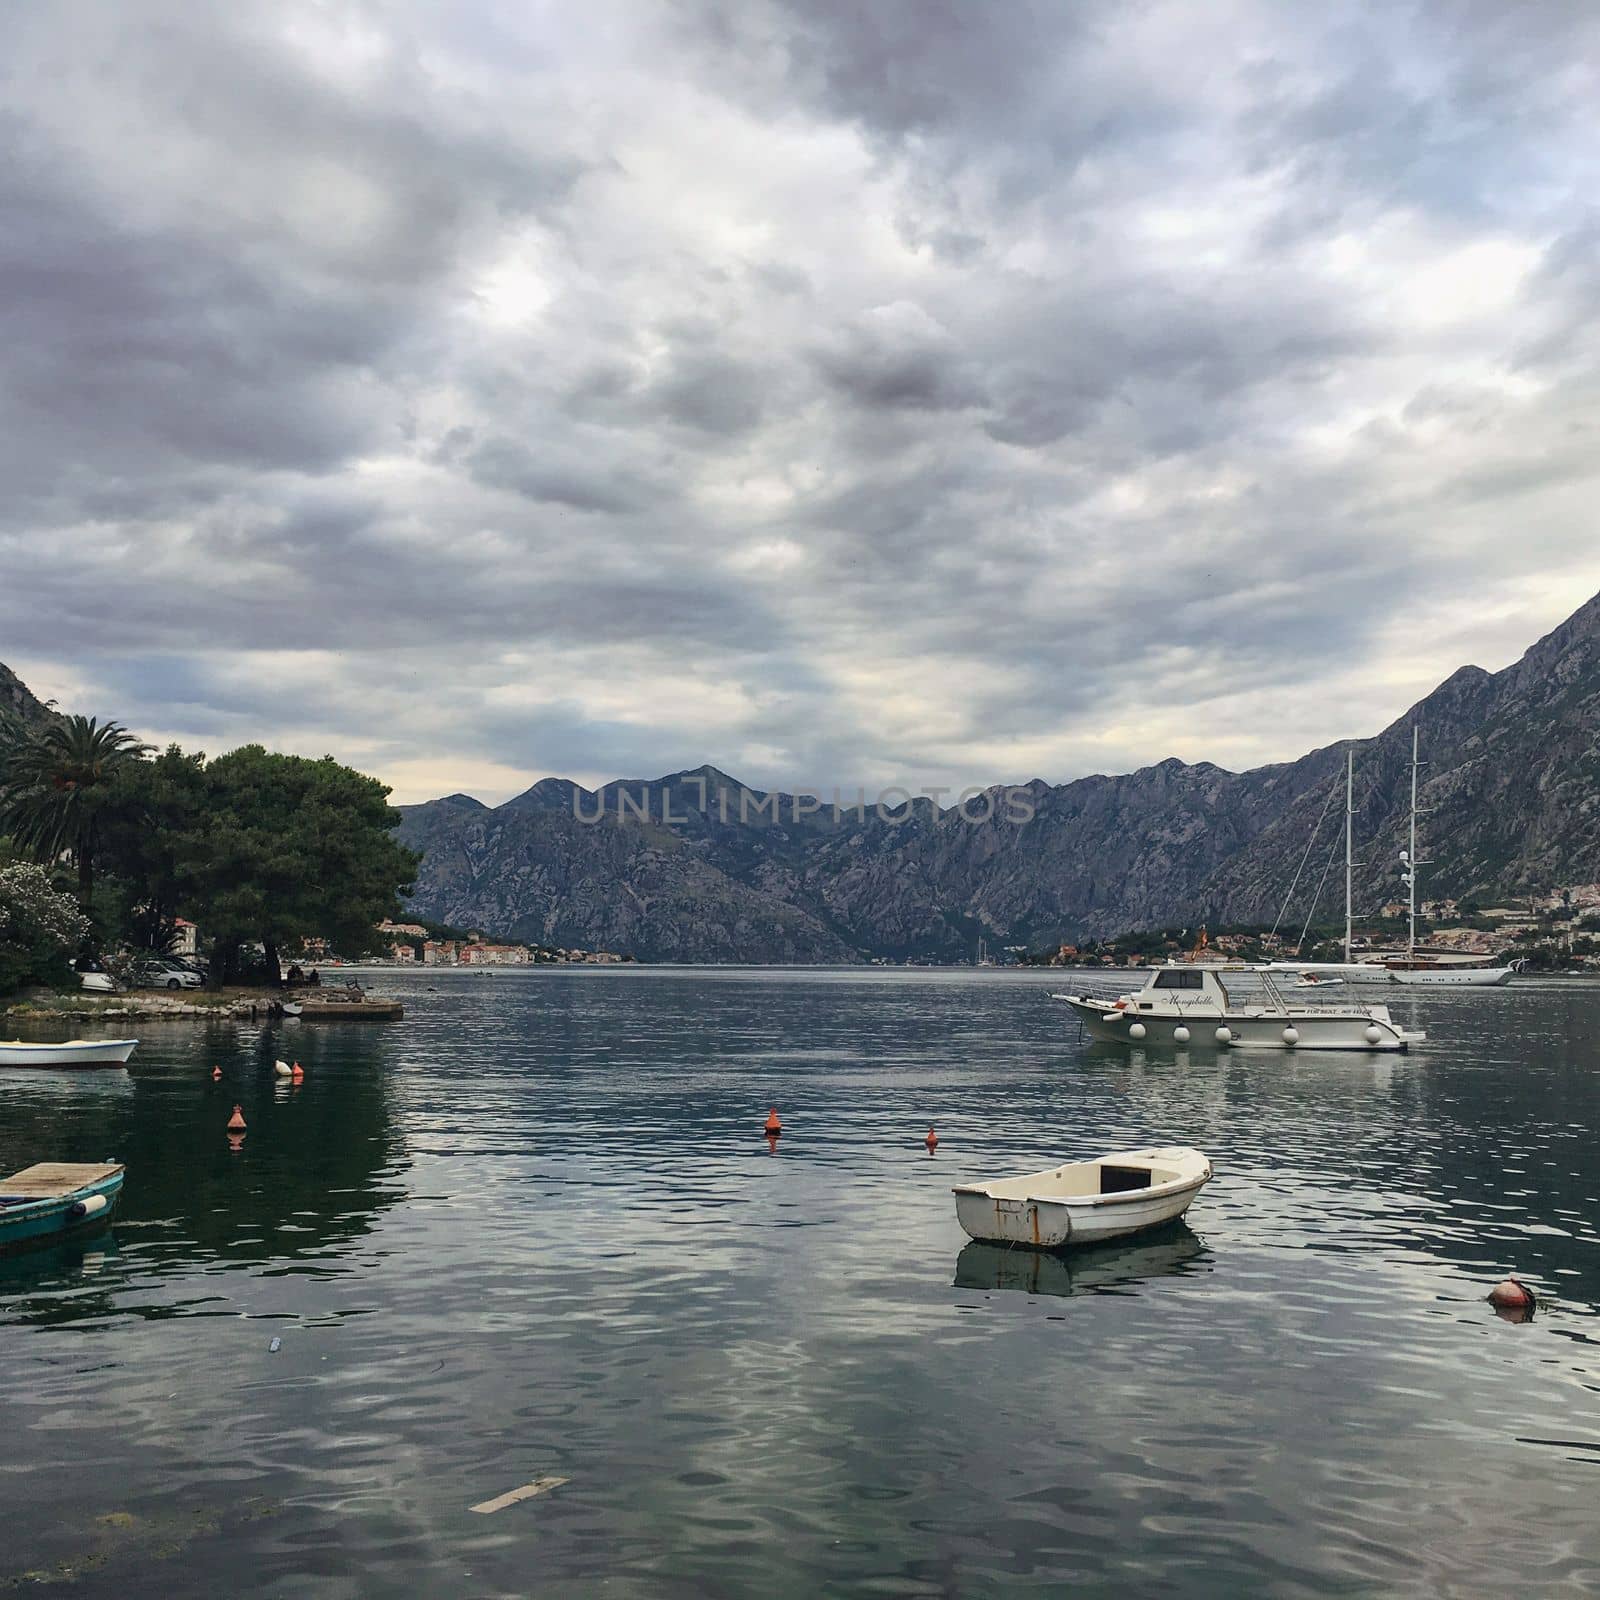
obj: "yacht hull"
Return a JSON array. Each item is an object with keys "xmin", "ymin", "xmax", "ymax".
[
  {"xmin": 1063, "ymin": 998, "xmax": 1414, "ymax": 1052},
  {"xmin": 1385, "ymin": 966, "xmax": 1514, "ymax": 987}
]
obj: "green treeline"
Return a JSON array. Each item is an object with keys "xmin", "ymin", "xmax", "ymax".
[{"xmin": 0, "ymin": 712, "xmax": 417, "ymax": 989}]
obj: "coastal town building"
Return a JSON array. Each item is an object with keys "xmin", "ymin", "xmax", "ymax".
[{"xmin": 460, "ymin": 942, "xmax": 533, "ymax": 966}]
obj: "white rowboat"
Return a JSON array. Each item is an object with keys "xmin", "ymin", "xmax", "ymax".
[
  {"xmin": 954, "ymin": 1146, "xmax": 1211, "ymax": 1249},
  {"xmin": 0, "ymin": 1039, "xmax": 139, "ymax": 1069}
]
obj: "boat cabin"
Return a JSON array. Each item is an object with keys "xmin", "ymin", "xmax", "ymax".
[{"xmin": 1128, "ymin": 967, "xmax": 1232, "ymax": 1010}]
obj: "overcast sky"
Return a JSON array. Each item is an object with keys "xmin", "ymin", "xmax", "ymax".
[{"xmin": 4, "ymin": 1, "xmax": 1598, "ymax": 804}]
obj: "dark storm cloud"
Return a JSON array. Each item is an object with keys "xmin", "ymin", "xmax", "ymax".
[
  {"xmin": 813, "ymin": 303, "xmax": 986, "ymax": 413},
  {"xmin": 652, "ymin": 351, "xmax": 770, "ymax": 434},
  {"xmin": 3, "ymin": 0, "xmax": 1598, "ymax": 800},
  {"xmin": 466, "ymin": 436, "xmax": 660, "ymax": 514}
]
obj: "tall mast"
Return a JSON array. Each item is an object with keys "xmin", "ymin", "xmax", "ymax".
[
  {"xmin": 1407, "ymin": 725, "xmax": 1419, "ymax": 962},
  {"xmin": 1344, "ymin": 747, "xmax": 1354, "ymax": 964}
]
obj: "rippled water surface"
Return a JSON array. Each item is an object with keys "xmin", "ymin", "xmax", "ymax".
[{"xmin": 3, "ymin": 968, "xmax": 1600, "ymax": 1597}]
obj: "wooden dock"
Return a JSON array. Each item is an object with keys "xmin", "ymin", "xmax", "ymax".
[{"xmin": 295, "ymin": 996, "xmax": 404, "ymax": 1020}]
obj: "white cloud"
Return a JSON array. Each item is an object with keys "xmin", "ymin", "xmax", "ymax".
[{"xmin": 1, "ymin": 0, "xmax": 1597, "ymax": 801}]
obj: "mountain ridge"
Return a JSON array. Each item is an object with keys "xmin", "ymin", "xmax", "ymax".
[{"xmin": 397, "ymin": 588, "xmax": 1600, "ymax": 959}]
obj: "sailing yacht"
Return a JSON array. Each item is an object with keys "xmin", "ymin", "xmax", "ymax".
[
  {"xmin": 1268, "ymin": 735, "xmax": 1514, "ymax": 987},
  {"xmin": 1382, "ymin": 726, "xmax": 1515, "ymax": 985}
]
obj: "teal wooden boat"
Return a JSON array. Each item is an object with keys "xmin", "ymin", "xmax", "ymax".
[{"xmin": 0, "ymin": 1163, "xmax": 125, "ymax": 1254}]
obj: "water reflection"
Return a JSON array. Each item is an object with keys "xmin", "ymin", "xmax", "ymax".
[
  {"xmin": 954, "ymin": 1223, "xmax": 1208, "ymax": 1298},
  {"xmin": 0, "ymin": 1019, "xmax": 409, "ymax": 1300},
  {"xmin": 1, "ymin": 968, "xmax": 1599, "ymax": 1598}
]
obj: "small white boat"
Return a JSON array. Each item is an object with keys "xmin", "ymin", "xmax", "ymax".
[
  {"xmin": 954, "ymin": 1146, "xmax": 1211, "ymax": 1249},
  {"xmin": 1291, "ymin": 972, "xmax": 1344, "ymax": 990},
  {"xmin": 0, "ymin": 1038, "xmax": 139, "ymax": 1069},
  {"xmin": 279, "ymin": 1002, "xmax": 303, "ymax": 1017}
]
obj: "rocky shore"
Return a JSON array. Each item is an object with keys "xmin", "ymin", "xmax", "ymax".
[{"xmin": 7, "ymin": 990, "xmax": 287, "ymax": 1021}]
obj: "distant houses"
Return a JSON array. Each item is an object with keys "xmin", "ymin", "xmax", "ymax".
[
  {"xmin": 460, "ymin": 942, "xmax": 532, "ymax": 965},
  {"xmin": 371, "ymin": 923, "xmax": 631, "ymax": 966}
]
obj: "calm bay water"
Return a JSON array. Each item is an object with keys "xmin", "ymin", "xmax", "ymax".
[{"xmin": 2, "ymin": 967, "xmax": 1599, "ymax": 1597}]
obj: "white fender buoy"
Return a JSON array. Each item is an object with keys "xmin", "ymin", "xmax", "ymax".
[
  {"xmin": 1128, "ymin": 1022, "xmax": 1147, "ymax": 1041},
  {"xmin": 1282, "ymin": 1026, "xmax": 1299, "ymax": 1045},
  {"xmin": 1173, "ymin": 1025, "xmax": 1190, "ymax": 1044},
  {"xmin": 1214, "ymin": 1026, "xmax": 1232, "ymax": 1044},
  {"xmin": 1365, "ymin": 1025, "xmax": 1383, "ymax": 1045},
  {"xmin": 274, "ymin": 1059, "xmax": 292, "ymax": 1077}
]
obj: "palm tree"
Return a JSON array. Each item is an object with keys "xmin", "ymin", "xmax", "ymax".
[{"xmin": 0, "ymin": 715, "xmax": 149, "ymax": 908}]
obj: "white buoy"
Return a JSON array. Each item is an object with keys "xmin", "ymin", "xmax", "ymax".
[
  {"xmin": 1365, "ymin": 1025, "xmax": 1383, "ymax": 1045},
  {"xmin": 1173, "ymin": 1025, "xmax": 1190, "ymax": 1044},
  {"xmin": 1214, "ymin": 1026, "xmax": 1232, "ymax": 1044},
  {"xmin": 274, "ymin": 1059, "xmax": 292, "ymax": 1077},
  {"xmin": 1128, "ymin": 1022, "xmax": 1147, "ymax": 1041},
  {"xmin": 1283, "ymin": 1026, "xmax": 1299, "ymax": 1045}
]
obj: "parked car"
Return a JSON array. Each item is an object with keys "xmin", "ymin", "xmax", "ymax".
[
  {"xmin": 71, "ymin": 958, "xmax": 121, "ymax": 994},
  {"xmin": 129, "ymin": 958, "xmax": 204, "ymax": 990}
]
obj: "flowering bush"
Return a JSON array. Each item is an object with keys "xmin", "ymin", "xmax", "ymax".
[{"xmin": 0, "ymin": 862, "xmax": 91, "ymax": 993}]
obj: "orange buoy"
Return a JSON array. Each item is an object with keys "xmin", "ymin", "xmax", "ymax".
[
  {"xmin": 291, "ymin": 1062, "xmax": 304, "ymax": 1083},
  {"xmin": 925, "ymin": 1127, "xmax": 939, "ymax": 1152},
  {"xmin": 1488, "ymin": 1278, "xmax": 1535, "ymax": 1311},
  {"xmin": 226, "ymin": 1104, "xmax": 247, "ymax": 1132},
  {"xmin": 764, "ymin": 1107, "xmax": 782, "ymax": 1135},
  {"xmin": 210, "ymin": 1066, "xmax": 222, "ymax": 1081}
]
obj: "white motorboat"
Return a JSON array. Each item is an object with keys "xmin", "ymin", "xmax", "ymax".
[
  {"xmin": 954, "ymin": 1146, "xmax": 1211, "ymax": 1249},
  {"xmin": 1291, "ymin": 971, "xmax": 1345, "ymax": 990},
  {"xmin": 1055, "ymin": 966, "xmax": 1423, "ymax": 1051},
  {"xmin": 0, "ymin": 1038, "xmax": 139, "ymax": 1069}
]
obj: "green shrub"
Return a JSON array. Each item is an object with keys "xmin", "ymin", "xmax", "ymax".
[{"xmin": 0, "ymin": 863, "xmax": 92, "ymax": 994}]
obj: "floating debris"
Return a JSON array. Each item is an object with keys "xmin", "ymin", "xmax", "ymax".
[{"xmin": 469, "ymin": 1476, "xmax": 568, "ymax": 1514}]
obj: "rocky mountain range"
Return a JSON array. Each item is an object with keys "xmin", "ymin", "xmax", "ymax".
[
  {"xmin": 0, "ymin": 663, "xmax": 53, "ymax": 728},
  {"xmin": 4, "ymin": 590, "xmax": 1592, "ymax": 962},
  {"xmin": 397, "ymin": 590, "xmax": 1600, "ymax": 961}
]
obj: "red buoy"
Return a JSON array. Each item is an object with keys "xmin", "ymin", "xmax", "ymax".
[
  {"xmin": 925, "ymin": 1127, "xmax": 939, "ymax": 1152},
  {"xmin": 226, "ymin": 1104, "xmax": 247, "ymax": 1132},
  {"xmin": 1488, "ymin": 1278, "xmax": 1535, "ymax": 1311},
  {"xmin": 291, "ymin": 1063, "xmax": 304, "ymax": 1083},
  {"xmin": 210, "ymin": 1066, "xmax": 222, "ymax": 1081},
  {"xmin": 764, "ymin": 1107, "xmax": 782, "ymax": 1135}
]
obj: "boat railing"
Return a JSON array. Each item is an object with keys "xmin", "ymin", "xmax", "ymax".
[{"xmin": 1222, "ymin": 968, "xmax": 1391, "ymax": 1016}]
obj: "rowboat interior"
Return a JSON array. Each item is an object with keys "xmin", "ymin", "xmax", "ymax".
[
  {"xmin": 971, "ymin": 1152, "xmax": 1194, "ymax": 1201},
  {"xmin": 0, "ymin": 1163, "xmax": 125, "ymax": 1203}
]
